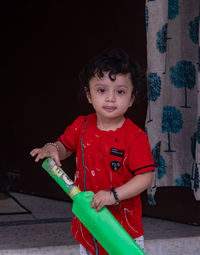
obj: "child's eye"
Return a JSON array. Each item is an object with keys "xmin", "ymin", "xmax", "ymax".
[
  {"xmin": 117, "ymin": 90, "xmax": 125, "ymax": 94},
  {"xmin": 97, "ymin": 88, "xmax": 105, "ymax": 93}
]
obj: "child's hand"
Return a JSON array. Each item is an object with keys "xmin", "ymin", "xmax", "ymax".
[
  {"xmin": 30, "ymin": 144, "xmax": 61, "ymax": 166},
  {"xmin": 91, "ymin": 190, "xmax": 116, "ymax": 212}
]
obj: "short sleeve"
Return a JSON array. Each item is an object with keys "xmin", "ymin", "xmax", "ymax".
[
  {"xmin": 128, "ymin": 131, "xmax": 155, "ymax": 175},
  {"xmin": 58, "ymin": 116, "xmax": 85, "ymax": 152}
]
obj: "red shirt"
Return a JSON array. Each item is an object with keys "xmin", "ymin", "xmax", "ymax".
[{"xmin": 59, "ymin": 113, "xmax": 155, "ymax": 255}]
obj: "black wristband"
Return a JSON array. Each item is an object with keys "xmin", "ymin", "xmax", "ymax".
[{"xmin": 110, "ymin": 188, "xmax": 119, "ymax": 205}]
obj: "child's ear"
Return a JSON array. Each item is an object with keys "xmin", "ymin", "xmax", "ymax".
[
  {"xmin": 129, "ymin": 94, "xmax": 135, "ymax": 107},
  {"xmin": 84, "ymin": 87, "xmax": 92, "ymax": 104}
]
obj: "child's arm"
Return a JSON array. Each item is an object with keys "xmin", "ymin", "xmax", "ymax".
[
  {"xmin": 115, "ymin": 171, "xmax": 153, "ymax": 201},
  {"xmin": 30, "ymin": 141, "xmax": 73, "ymax": 166},
  {"xmin": 91, "ymin": 171, "xmax": 153, "ymax": 212}
]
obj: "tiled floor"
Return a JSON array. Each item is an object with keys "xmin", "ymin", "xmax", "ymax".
[{"xmin": 0, "ymin": 192, "xmax": 200, "ymax": 255}]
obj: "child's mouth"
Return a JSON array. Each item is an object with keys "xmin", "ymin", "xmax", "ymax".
[{"xmin": 103, "ymin": 106, "xmax": 116, "ymax": 112}]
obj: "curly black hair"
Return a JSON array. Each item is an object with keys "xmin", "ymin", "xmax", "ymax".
[{"xmin": 79, "ymin": 48, "xmax": 145, "ymax": 99}]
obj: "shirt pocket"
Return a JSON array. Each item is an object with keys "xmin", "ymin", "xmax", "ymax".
[{"xmin": 109, "ymin": 147, "xmax": 125, "ymax": 172}]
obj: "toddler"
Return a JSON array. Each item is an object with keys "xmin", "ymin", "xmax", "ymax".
[{"xmin": 30, "ymin": 48, "xmax": 155, "ymax": 255}]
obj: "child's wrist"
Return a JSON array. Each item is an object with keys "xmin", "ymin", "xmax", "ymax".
[
  {"xmin": 110, "ymin": 188, "xmax": 120, "ymax": 205},
  {"xmin": 44, "ymin": 142, "xmax": 59, "ymax": 152}
]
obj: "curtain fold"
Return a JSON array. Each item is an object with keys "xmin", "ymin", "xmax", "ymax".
[{"xmin": 145, "ymin": 0, "xmax": 200, "ymax": 200}]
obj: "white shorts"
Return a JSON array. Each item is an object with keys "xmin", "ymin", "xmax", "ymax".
[{"xmin": 80, "ymin": 235, "xmax": 145, "ymax": 254}]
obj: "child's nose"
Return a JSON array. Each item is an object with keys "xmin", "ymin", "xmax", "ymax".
[{"xmin": 105, "ymin": 91, "xmax": 116, "ymax": 102}]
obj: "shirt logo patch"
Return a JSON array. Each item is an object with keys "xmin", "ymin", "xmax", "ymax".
[
  {"xmin": 110, "ymin": 161, "xmax": 121, "ymax": 171},
  {"xmin": 110, "ymin": 148, "xmax": 124, "ymax": 158}
]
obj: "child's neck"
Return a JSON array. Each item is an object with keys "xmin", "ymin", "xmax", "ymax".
[{"xmin": 96, "ymin": 115, "xmax": 125, "ymax": 131}]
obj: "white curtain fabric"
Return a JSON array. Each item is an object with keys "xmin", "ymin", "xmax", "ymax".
[{"xmin": 145, "ymin": 0, "xmax": 200, "ymax": 201}]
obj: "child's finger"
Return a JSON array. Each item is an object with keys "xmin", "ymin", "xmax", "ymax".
[
  {"xmin": 30, "ymin": 148, "xmax": 40, "ymax": 157},
  {"xmin": 53, "ymin": 155, "xmax": 62, "ymax": 167},
  {"xmin": 91, "ymin": 195, "xmax": 97, "ymax": 209},
  {"xmin": 91, "ymin": 194, "xmax": 103, "ymax": 211},
  {"xmin": 34, "ymin": 151, "xmax": 49, "ymax": 162},
  {"xmin": 46, "ymin": 151, "xmax": 61, "ymax": 166},
  {"xmin": 95, "ymin": 201, "xmax": 104, "ymax": 212},
  {"xmin": 91, "ymin": 197, "xmax": 95, "ymax": 208}
]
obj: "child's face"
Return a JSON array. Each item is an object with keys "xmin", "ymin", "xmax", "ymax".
[{"xmin": 86, "ymin": 72, "xmax": 134, "ymax": 122}]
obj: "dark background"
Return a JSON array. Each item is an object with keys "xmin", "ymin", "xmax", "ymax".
[{"xmin": 1, "ymin": 1, "xmax": 147, "ymax": 199}]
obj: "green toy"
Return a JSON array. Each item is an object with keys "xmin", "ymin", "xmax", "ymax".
[{"xmin": 42, "ymin": 158, "xmax": 145, "ymax": 255}]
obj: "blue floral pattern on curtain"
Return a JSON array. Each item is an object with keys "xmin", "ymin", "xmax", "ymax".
[{"xmin": 145, "ymin": 0, "xmax": 200, "ymax": 200}]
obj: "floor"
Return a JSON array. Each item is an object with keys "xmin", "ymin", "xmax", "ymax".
[{"xmin": 0, "ymin": 192, "xmax": 200, "ymax": 255}]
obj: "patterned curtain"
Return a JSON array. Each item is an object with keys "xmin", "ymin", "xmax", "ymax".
[{"xmin": 145, "ymin": 0, "xmax": 200, "ymax": 201}]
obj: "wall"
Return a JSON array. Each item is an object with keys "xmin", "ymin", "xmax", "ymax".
[{"xmin": 2, "ymin": 1, "xmax": 147, "ymax": 199}]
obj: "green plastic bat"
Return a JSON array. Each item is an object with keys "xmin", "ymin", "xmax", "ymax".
[{"xmin": 42, "ymin": 158, "xmax": 145, "ymax": 255}]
